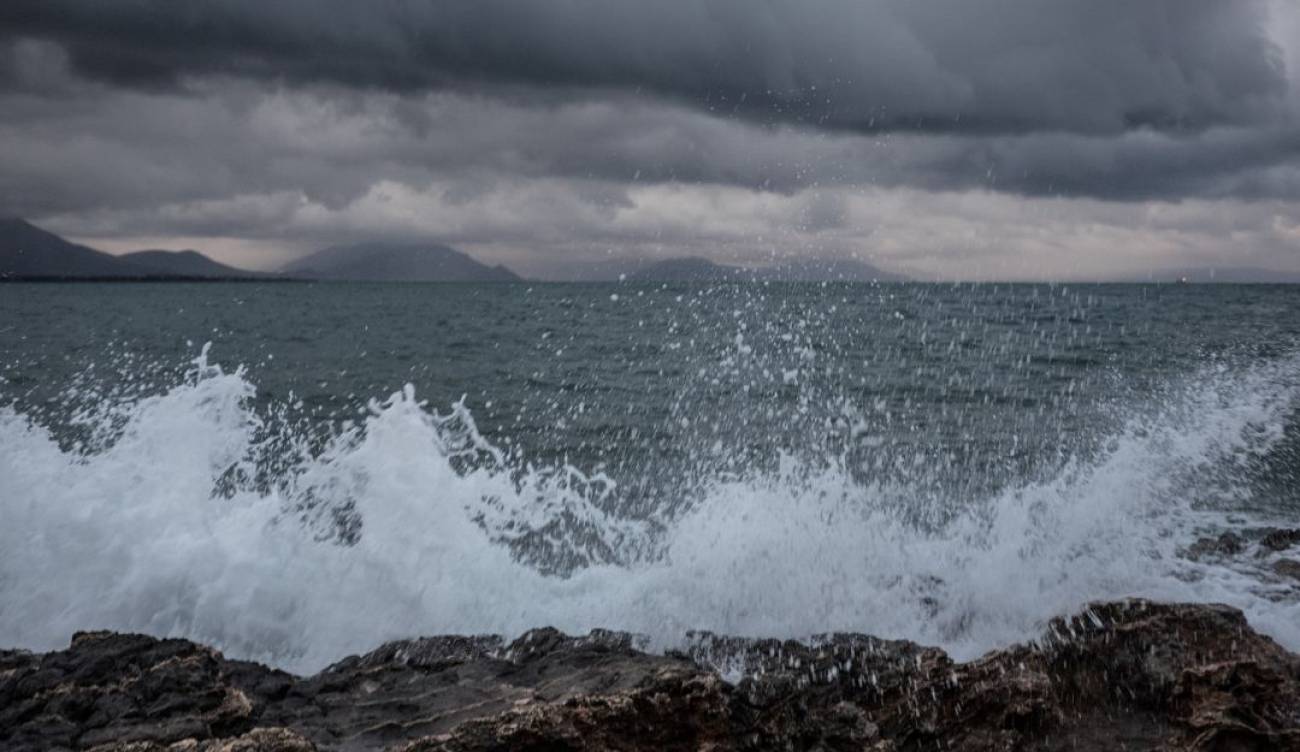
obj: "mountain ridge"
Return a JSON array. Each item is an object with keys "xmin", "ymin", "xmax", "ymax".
[
  {"xmin": 0, "ymin": 220, "xmax": 523, "ymax": 282},
  {"xmin": 0, "ymin": 219, "xmax": 264, "ymax": 280},
  {"xmin": 10, "ymin": 218, "xmax": 1296, "ymax": 284},
  {"xmin": 118, "ymin": 249, "xmax": 265, "ymax": 278},
  {"xmin": 0, "ymin": 218, "xmax": 154, "ymax": 278},
  {"xmin": 280, "ymin": 241, "xmax": 522, "ymax": 282}
]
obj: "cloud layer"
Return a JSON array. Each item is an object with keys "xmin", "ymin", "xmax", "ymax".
[
  {"xmin": 3, "ymin": 0, "xmax": 1291, "ymax": 134},
  {"xmin": 0, "ymin": 0, "xmax": 1297, "ymax": 277}
]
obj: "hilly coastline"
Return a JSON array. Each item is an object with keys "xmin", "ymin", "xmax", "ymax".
[
  {"xmin": 117, "ymin": 249, "xmax": 262, "ymax": 279},
  {"xmin": 10, "ymin": 218, "xmax": 1295, "ymax": 284},
  {"xmin": 281, "ymin": 242, "xmax": 521, "ymax": 282},
  {"xmin": 0, "ymin": 220, "xmax": 523, "ymax": 282},
  {"xmin": 0, "ymin": 219, "xmax": 266, "ymax": 281}
]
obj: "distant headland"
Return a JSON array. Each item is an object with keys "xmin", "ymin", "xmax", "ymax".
[
  {"xmin": 5, "ymin": 218, "xmax": 1297, "ymax": 283},
  {"xmin": 0, "ymin": 218, "xmax": 521, "ymax": 283}
]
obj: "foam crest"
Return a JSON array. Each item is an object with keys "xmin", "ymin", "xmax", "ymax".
[{"xmin": 1, "ymin": 346, "xmax": 1297, "ymax": 673}]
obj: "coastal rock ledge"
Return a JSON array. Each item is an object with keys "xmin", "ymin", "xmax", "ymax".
[{"xmin": 2, "ymin": 600, "xmax": 1298, "ymax": 751}]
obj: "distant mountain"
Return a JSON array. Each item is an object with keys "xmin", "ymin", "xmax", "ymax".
[
  {"xmin": 0, "ymin": 218, "xmax": 262, "ymax": 280},
  {"xmin": 0, "ymin": 218, "xmax": 151, "ymax": 278},
  {"xmin": 282, "ymin": 242, "xmax": 521, "ymax": 282},
  {"xmin": 119, "ymin": 249, "xmax": 264, "ymax": 278},
  {"xmin": 626, "ymin": 256, "xmax": 908, "ymax": 283}
]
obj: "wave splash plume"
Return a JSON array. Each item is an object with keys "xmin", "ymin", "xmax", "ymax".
[{"xmin": 1, "ymin": 344, "xmax": 1298, "ymax": 673}]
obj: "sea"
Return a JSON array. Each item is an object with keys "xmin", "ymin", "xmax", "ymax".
[{"xmin": 1, "ymin": 280, "xmax": 1298, "ymax": 674}]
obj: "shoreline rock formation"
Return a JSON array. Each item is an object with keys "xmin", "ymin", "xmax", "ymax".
[{"xmin": 2, "ymin": 600, "xmax": 1298, "ymax": 751}]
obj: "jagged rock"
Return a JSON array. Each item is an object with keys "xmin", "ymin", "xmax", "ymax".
[
  {"xmin": 397, "ymin": 667, "xmax": 732, "ymax": 752},
  {"xmin": 3, "ymin": 600, "xmax": 1298, "ymax": 751},
  {"xmin": 1274, "ymin": 559, "xmax": 1300, "ymax": 582},
  {"xmin": 1186, "ymin": 532, "xmax": 1247, "ymax": 559},
  {"xmin": 0, "ymin": 631, "xmax": 260, "ymax": 751},
  {"xmin": 87, "ymin": 727, "xmax": 317, "ymax": 751},
  {"xmin": 1262, "ymin": 528, "xmax": 1300, "ymax": 553}
]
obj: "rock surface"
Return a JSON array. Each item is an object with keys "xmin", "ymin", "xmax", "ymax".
[
  {"xmin": 3, "ymin": 600, "xmax": 1298, "ymax": 751},
  {"xmin": 1187, "ymin": 526, "xmax": 1300, "ymax": 560}
]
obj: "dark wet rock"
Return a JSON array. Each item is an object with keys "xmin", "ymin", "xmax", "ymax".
[
  {"xmin": 86, "ymin": 727, "xmax": 318, "ymax": 751},
  {"xmin": 0, "ymin": 631, "xmax": 261, "ymax": 751},
  {"xmin": 1274, "ymin": 558, "xmax": 1300, "ymax": 582},
  {"xmin": 3, "ymin": 601, "xmax": 1299, "ymax": 751},
  {"xmin": 1261, "ymin": 528, "xmax": 1300, "ymax": 553},
  {"xmin": 1186, "ymin": 531, "xmax": 1247, "ymax": 559}
]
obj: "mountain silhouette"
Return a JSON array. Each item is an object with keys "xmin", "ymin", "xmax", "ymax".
[
  {"xmin": 282, "ymin": 242, "xmax": 521, "ymax": 281},
  {"xmin": 119, "ymin": 249, "xmax": 263, "ymax": 278},
  {"xmin": 0, "ymin": 219, "xmax": 262, "ymax": 279},
  {"xmin": 0, "ymin": 218, "xmax": 151, "ymax": 278}
]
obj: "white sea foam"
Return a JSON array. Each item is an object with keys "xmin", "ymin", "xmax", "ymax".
[{"xmin": 1, "ymin": 346, "xmax": 1297, "ymax": 673}]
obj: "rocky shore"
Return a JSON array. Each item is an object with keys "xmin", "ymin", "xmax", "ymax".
[{"xmin": 3, "ymin": 596, "xmax": 1299, "ymax": 752}]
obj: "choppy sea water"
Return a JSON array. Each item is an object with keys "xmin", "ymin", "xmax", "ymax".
[{"xmin": 1, "ymin": 281, "xmax": 1298, "ymax": 673}]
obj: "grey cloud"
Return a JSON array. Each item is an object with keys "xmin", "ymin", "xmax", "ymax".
[
  {"xmin": 47, "ymin": 179, "xmax": 1300, "ymax": 281},
  {"xmin": 0, "ymin": 0, "xmax": 1290, "ymax": 136},
  {"xmin": 3, "ymin": 81, "xmax": 1298, "ymax": 229},
  {"xmin": 1, "ymin": 1, "xmax": 1297, "ymax": 279}
]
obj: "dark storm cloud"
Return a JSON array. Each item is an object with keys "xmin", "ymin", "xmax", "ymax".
[
  {"xmin": 1, "ymin": 0, "xmax": 1297, "ymax": 277},
  {"xmin": 0, "ymin": 0, "xmax": 1289, "ymax": 136},
  {"xmin": 3, "ymin": 80, "xmax": 1297, "ymax": 228}
]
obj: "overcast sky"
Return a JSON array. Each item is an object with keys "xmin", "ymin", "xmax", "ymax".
[{"xmin": 2, "ymin": 0, "xmax": 1298, "ymax": 279}]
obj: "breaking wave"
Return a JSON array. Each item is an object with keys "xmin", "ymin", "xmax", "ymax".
[{"xmin": 1, "ymin": 345, "xmax": 1298, "ymax": 674}]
